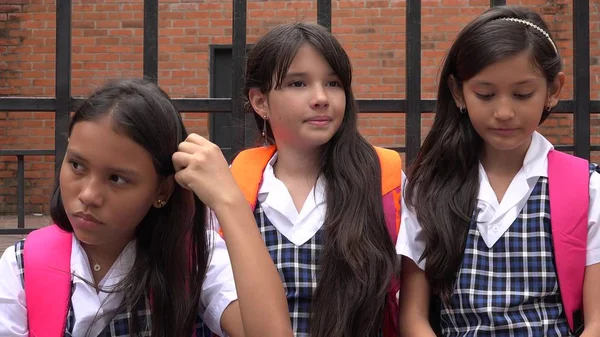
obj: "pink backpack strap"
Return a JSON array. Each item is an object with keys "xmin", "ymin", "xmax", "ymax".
[
  {"xmin": 23, "ymin": 224, "xmax": 73, "ymax": 337},
  {"xmin": 547, "ymin": 150, "xmax": 588, "ymax": 334}
]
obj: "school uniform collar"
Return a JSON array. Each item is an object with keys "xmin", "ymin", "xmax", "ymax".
[
  {"xmin": 259, "ymin": 152, "xmax": 326, "ymax": 205},
  {"xmin": 258, "ymin": 151, "xmax": 327, "ymax": 246},
  {"xmin": 474, "ymin": 132, "xmax": 554, "ymax": 247},
  {"xmin": 477, "ymin": 131, "xmax": 553, "ymax": 203}
]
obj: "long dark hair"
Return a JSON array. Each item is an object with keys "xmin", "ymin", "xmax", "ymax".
[
  {"xmin": 244, "ymin": 22, "xmax": 399, "ymax": 337},
  {"xmin": 50, "ymin": 78, "xmax": 208, "ymax": 336},
  {"xmin": 405, "ymin": 6, "xmax": 563, "ymax": 303}
]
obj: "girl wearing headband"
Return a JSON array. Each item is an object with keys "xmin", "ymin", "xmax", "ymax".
[{"xmin": 398, "ymin": 6, "xmax": 600, "ymax": 337}]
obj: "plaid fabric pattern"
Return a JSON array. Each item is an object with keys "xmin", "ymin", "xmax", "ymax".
[
  {"xmin": 255, "ymin": 202, "xmax": 323, "ymax": 336},
  {"xmin": 64, "ymin": 284, "xmax": 75, "ymax": 336},
  {"xmin": 15, "ymin": 239, "xmax": 25, "ymax": 282},
  {"xmin": 98, "ymin": 296, "xmax": 213, "ymax": 337},
  {"xmin": 15, "ymin": 240, "xmax": 211, "ymax": 337},
  {"xmin": 438, "ymin": 169, "xmax": 599, "ymax": 337},
  {"xmin": 97, "ymin": 296, "xmax": 152, "ymax": 337}
]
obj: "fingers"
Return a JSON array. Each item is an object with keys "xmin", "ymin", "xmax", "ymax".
[
  {"xmin": 174, "ymin": 170, "xmax": 193, "ymax": 190},
  {"xmin": 183, "ymin": 133, "xmax": 209, "ymax": 146},
  {"xmin": 177, "ymin": 141, "xmax": 198, "ymax": 155},
  {"xmin": 172, "ymin": 151, "xmax": 192, "ymax": 172},
  {"xmin": 178, "ymin": 134, "xmax": 221, "ymax": 157}
]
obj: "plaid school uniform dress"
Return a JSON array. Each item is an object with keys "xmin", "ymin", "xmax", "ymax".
[
  {"xmin": 15, "ymin": 239, "xmax": 213, "ymax": 337},
  {"xmin": 254, "ymin": 201, "xmax": 323, "ymax": 336},
  {"xmin": 254, "ymin": 201, "xmax": 386, "ymax": 337},
  {"xmin": 439, "ymin": 165, "xmax": 598, "ymax": 337}
]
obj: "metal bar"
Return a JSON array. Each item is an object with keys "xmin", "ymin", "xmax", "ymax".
[
  {"xmin": 551, "ymin": 101, "xmax": 575, "ymax": 113},
  {"xmin": 143, "ymin": 0, "xmax": 158, "ymax": 82},
  {"xmin": 172, "ymin": 98, "xmax": 232, "ymax": 112},
  {"xmin": 490, "ymin": 0, "xmax": 506, "ymax": 6},
  {"xmin": 231, "ymin": 0, "xmax": 247, "ymax": 151},
  {"xmin": 55, "ymin": 0, "xmax": 72, "ymax": 174},
  {"xmin": 78, "ymin": 98, "xmax": 231, "ymax": 113},
  {"xmin": 357, "ymin": 100, "xmax": 406, "ymax": 112},
  {"xmin": 208, "ymin": 45, "xmax": 220, "ymax": 143},
  {"xmin": 4, "ymin": 98, "xmax": 595, "ymax": 114},
  {"xmin": 17, "ymin": 155, "xmax": 24, "ymax": 229},
  {"xmin": 0, "ymin": 98, "xmax": 56, "ymax": 112},
  {"xmin": 573, "ymin": 0, "xmax": 590, "ymax": 160},
  {"xmin": 0, "ymin": 229, "xmax": 36, "ymax": 235},
  {"xmin": 405, "ymin": 0, "xmax": 421, "ymax": 164},
  {"xmin": 555, "ymin": 145, "xmax": 575, "ymax": 152},
  {"xmin": 317, "ymin": 0, "xmax": 332, "ymax": 30},
  {"xmin": 0, "ymin": 150, "xmax": 55, "ymax": 156},
  {"xmin": 421, "ymin": 100, "xmax": 435, "ymax": 112},
  {"xmin": 406, "ymin": 100, "xmax": 581, "ymax": 113}
]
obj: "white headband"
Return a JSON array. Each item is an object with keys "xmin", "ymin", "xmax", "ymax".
[{"xmin": 496, "ymin": 17, "xmax": 558, "ymax": 54}]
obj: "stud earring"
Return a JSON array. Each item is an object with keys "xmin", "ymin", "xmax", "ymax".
[{"xmin": 156, "ymin": 198, "xmax": 166, "ymax": 208}]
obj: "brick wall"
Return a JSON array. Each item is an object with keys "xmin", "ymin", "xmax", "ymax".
[{"xmin": 0, "ymin": 0, "xmax": 599, "ymax": 214}]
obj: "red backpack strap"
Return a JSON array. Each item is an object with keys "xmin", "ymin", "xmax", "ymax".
[
  {"xmin": 374, "ymin": 146, "xmax": 402, "ymax": 337},
  {"xmin": 23, "ymin": 224, "xmax": 73, "ymax": 336},
  {"xmin": 548, "ymin": 149, "xmax": 588, "ymax": 334}
]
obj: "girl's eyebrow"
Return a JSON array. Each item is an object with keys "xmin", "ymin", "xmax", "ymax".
[
  {"xmin": 67, "ymin": 149, "xmax": 141, "ymax": 177},
  {"xmin": 65, "ymin": 149, "xmax": 87, "ymax": 163},
  {"xmin": 472, "ymin": 79, "xmax": 537, "ymax": 86},
  {"xmin": 284, "ymin": 72, "xmax": 308, "ymax": 78},
  {"xmin": 105, "ymin": 166, "xmax": 141, "ymax": 177},
  {"xmin": 285, "ymin": 71, "xmax": 337, "ymax": 78}
]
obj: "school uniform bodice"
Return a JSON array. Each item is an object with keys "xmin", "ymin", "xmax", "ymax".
[
  {"xmin": 0, "ymin": 231, "xmax": 237, "ymax": 337},
  {"xmin": 397, "ymin": 132, "xmax": 600, "ymax": 336},
  {"xmin": 439, "ymin": 175, "xmax": 572, "ymax": 336}
]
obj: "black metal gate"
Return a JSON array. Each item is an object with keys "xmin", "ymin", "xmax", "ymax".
[{"xmin": 0, "ymin": 0, "xmax": 597, "ymax": 233}]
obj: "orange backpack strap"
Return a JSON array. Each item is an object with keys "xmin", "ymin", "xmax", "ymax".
[
  {"xmin": 374, "ymin": 146, "xmax": 402, "ymax": 238},
  {"xmin": 230, "ymin": 146, "xmax": 277, "ymax": 210},
  {"xmin": 374, "ymin": 146, "xmax": 402, "ymax": 337},
  {"xmin": 228, "ymin": 145, "xmax": 402, "ymax": 336},
  {"xmin": 218, "ymin": 146, "xmax": 277, "ymax": 237}
]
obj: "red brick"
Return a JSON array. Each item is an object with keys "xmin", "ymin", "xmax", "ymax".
[{"xmin": 1, "ymin": 0, "xmax": 598, "ymax": 213}]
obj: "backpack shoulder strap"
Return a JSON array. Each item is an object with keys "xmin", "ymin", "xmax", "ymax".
[
  {"xmin": 374, "ymin": 146, "xmax": 402, "ymax": 241},
  {"xmin": 374, "ymin": 147, "xmax": 402, "ymax": 337},
  {"xmin": 374, "ymin": 146, "xmax": 402, "ymax": 196},
  {"xmin": 548, "ymin": 149, "xmax": 588, "ymax": 334},
  {"xmin": 23, "ymin": 224, "xmax": 73, "ymax": 336},
  {"xmin": 230, "ymin": 146, "xmax": 277, "ymax": 211}
]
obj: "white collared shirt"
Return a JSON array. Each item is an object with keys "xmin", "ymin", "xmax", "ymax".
[
  {"xmin": 0, "ymin": 230, "xmax": 237, "ymax": 336},
  {"xmin": 214, "ymin": 152, "xmax": 403, "ymax": 248},
  {"xmin": 258, "ymin": 153, "xmax": 327, "ymax": 246},
  {"xmin": 397, "ymin": 132, "xmax": 600, "ymax": 269}
]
